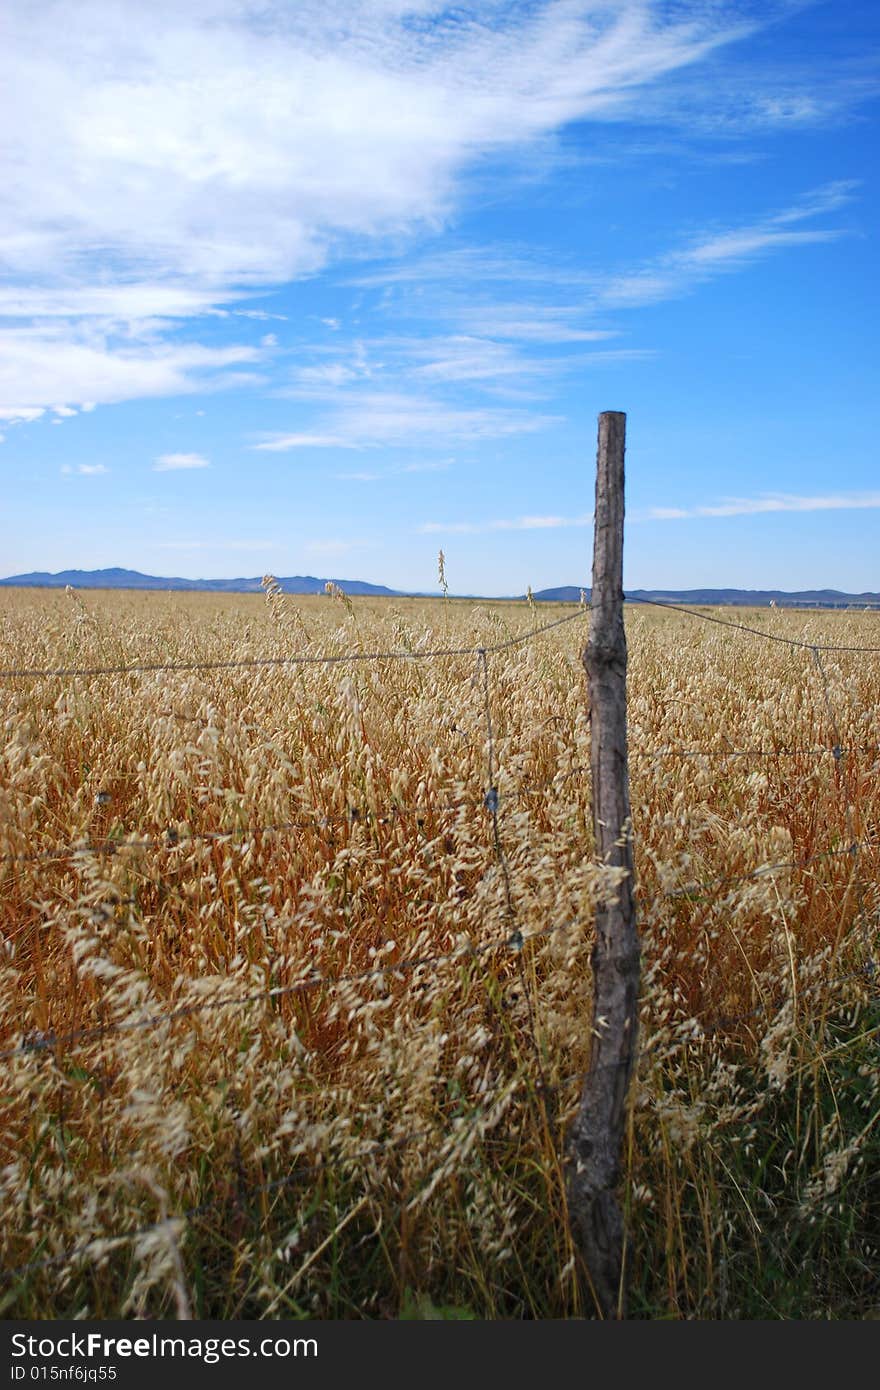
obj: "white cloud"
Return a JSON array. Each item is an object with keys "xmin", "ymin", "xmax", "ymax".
[
  {"xmin": 0, "ymin": 325, "xmax": 263, "ymax": 415},
  {"xmin": 255, "ymin": 392, "xmax": 557, "ymax": 450},
  {"xmin": 346, "ymin": 248, "xmax": 592, "ymax": 290},
  {"xmin": 457, "ymin": 309, "xmax": 617, "ymax": 344},
  {"xmin": 2, "ymin": 2, "xmax": 757, "ymax": 288},
  {"xmin": 683, "ymin": 227, "xmax": 839, "ymax": 268},
  {"xmin": 642, "ymin": 492, "xmax": 880, "ymax": 521},
  {"xmin": 0, "ymin": 284, "xmax": 229, "ymax": 321},
  {"xmin": 409, "ymin": 335, "xmax": 554, "ymax": 384},
  {"xmin": 153, "ymin": 452, "xmax": 211, "ymax": 471},
  {"xmin": 294, "ymin": 364, "xmax": 362, "ymax": 389},
  {"xmin": 336, "ymin": 457, "xmax": 451, "ymax": 483},
  {"xmin": 232, "ymin": 309, "xmax": 288, "ymax": 321},
  {"xmin": 420, "ymin": 513, "xmax": 590, "ymax": 535},
  {"xmin": 598, "ymin": 181, "xmax": 856, "ymax": 308},
  {"xmin": 363, "ymin": 180, "xmax": 857, "ymax": 326},
  {"xmin": 61, "ymin": 462, "xmax": 109, "ymax": 475},
  {"xmin": 646, "ymin": 506, "xmax": 690, "ymax": 520},
  {"xmin": 0, "ymin": 406, "xmax": 46, "ymax": 424},
  {"xmin": 1, "ymin": 5, "xmax": 865, "ymax": 422},
  {"xmin": 284, "ymin": 328, "xmax": 639, "ymax": 415},
  {"xmin": 0, "ymin": 2, "xmax": 776, "ymax": 418},
  {"xmin": 605, "ymin": 40, "xmax": 878, "ymax": 135},
  {"xmin": 255, "ymin": 433, "xmax": 353, "ymax": 451},
  {"xmin": 767, "ymin": 179, "xmax": 860, "ymax": 227}
]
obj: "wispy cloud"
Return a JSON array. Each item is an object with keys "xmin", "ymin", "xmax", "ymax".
[
  {"xmin": 420, "ymin": 513, "xmax": 590, "ymax": 536},
  {"xmin": 255, "ymin": 392, "xmax": 558, "ymax": 450},
  {"xmin": 3, "ymin": 2, "xmax": 762, "ymax": 289},
  {"xmin": 762, "ymin": 179, "xmax": 859, "ymax": 226},
  {"xmin": 273, "ymin": 331, "xmax": 646, "ymax": 445},
  {"xmin": 457, "ymin": 308, "xmax": 617, "ymax": 344},
  {"xmin": 285, "ymin": 332, "xmax": 554, "ymax": 399},
  {"xmin": 0, "ymin": 284, "xmax": 231, "ymax": 321},
  {"xmin": 254, "ymin": 433, "xmax": 353, "ymax": 451},
  {"xmin": 346, "ymin": 248, "xmax": 592, "ymax": 291},
  {"xmin": 60, "ymin": 463, "xmax": 109, "ymax": 476},
  {"xmin": 2, "ymin": 3, "xmax": 871, "ymax": 429},
  {"xmin": 232, "ymin": 309, "xmax": 288, "ymax": 322},
  {"xmin": 0, "ymin": 406, "xmax": 46, "ymax": 424},
  {"xmin": 358, "ymin": 180, "xmax": 858, "ymax": 327},
  {"xmin": 599, "ymin": 181, "xmax": 857, "ymax": 308},
  {"xmin": 641, "ymin": 491, "xmax": 880, "ymax": 521},
  {"xmin": 0, "ymin": 324, "xmax": 264, "ymax": 418},
  {"xmin": 408, "ymin": 335, "xmax": 553, "ymax": 384},
  {"xmin": 0, "ymin": 2, "xmax": 791, "ymax": 418},
  {"xmin": 682, "ymin": 227, "xmax": 838, "ymax": 268},
  {"xmin": 420, "ymin": 487, "xmax": 880, "ymax": 536},
  {"xmin": 336, "ymin": 457, "xmax": 451, "ymax": 483},
  {"xmin": 153, "ymin": 452, "xmax": 211, "ymax": 472}
]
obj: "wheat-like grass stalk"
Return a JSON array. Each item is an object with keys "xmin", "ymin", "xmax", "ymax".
[{"xmin": 0, "ymin": 589, "xmax": 877, "ymax": 1318}]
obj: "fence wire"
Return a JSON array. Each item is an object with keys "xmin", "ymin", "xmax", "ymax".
[
  {"xmin": 625, "ymin": 593, "xmax": 880, "ymax": 652},
  {"xmin": 2, "ymin": 589, "xmax": 879, "ymax": 1299},
  {"xmin": 0, "ymin": 608, "xmax": 588, "ymax": 681},
  {"xmin": 4, "ymin": 591, "xmax": 880, "ymax": 683},
  {"xmin": 2, "ymin": 834, "xmax": 875, "ymax": 1065},
  {"xmin": 3, "ymin": 936, "xmax": 877, "ymax": 1290}
]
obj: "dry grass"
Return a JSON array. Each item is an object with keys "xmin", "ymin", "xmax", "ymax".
[{"xmin": 1, "ymin": 586, "xmax": 878, "ymax": 1319}]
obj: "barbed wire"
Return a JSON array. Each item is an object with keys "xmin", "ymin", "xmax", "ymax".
[
  {"xmin": 0, "ymin": 1048, "xmax": 619, "ymax": 1288},
  {"xmin": 0, "ymin": 608, "xmax": 588, "ymax": 681},
  {"xmin": 810, "ymin": 645, "xmax": 875, "ymax": 968},
  {"xmin": 625, "ymin": 594, "xmax": 880, "ymax": 652},
  {"xmin": 0, "ymin": 802, "xmax": 477, "ymax": 869},
  {"xmin": 2, "ymin": 834, "xmax": 875, "ymax": 1065},
  {"xmin": 0, "ymin": 929, "xmax": 512, "ymax": 1061},
  {"xmin": 2, "ymin": 588, "xmax": 877, "ymax": 1066},
  {"xmin": 630, "ymin": 743, "xmax": 880, "ymax": 761},
  {"xmin": 0, "ymin": 1119, "xmax": 445, "ymax": 1286},
  {"xmin": 0, "ymin": 1057, "xmax": 598, "ymax": 1289},
  {"xmin": 655, "ymin": 840, "xmax": 877, "ymax": 901},
  {"xmin": 8, "ymin": 738, "xmax": 880, "ymax": 870},
  {"xmin": 6, "ymin": 595, "xmax": 880, "ymax": 682},
  {"xmin": 3, "ymin": 936, "xmax": 877, "ymax": 1292},
  {"xmin": 478, "ymin": 647, "xmax": 519, "ymax": 941},
  {"xmin": 3, "ymin": 585, "xmax": 879, "ymax": 1310}
]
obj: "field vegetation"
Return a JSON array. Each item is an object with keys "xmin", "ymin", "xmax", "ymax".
[{"xmin": 1, "ymin": 585, "xmax": 878, "ymax": 1319}]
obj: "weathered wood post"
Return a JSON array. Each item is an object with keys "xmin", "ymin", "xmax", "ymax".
[{"xmin": 566, "ymin": 410, "xmax": 640, "ymax": 1318}]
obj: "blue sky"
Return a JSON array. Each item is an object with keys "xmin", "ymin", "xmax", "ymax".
[{"xmin": 1, "ymin": 0, "xmax": 878, "ymax": 595}]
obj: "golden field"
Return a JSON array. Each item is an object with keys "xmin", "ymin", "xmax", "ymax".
[{"xmin": 1, "ymin": 585, "xmax": 878, "ymax": 1319}]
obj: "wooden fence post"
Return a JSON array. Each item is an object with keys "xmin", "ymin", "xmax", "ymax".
[{"xmin": 566, "ymin": 410, "xmax": 640, "ymax": 1318}]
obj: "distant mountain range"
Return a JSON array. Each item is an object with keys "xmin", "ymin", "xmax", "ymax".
[
  {"xmin": 0, "ymin": 567, "xmax": 398, "ymax": 597},
  {"xmin": 533, "ymin": 586, "xmax": 880, "ymax": 608},
  {"xmin": 2, "ymin": 569, "xmax": 879, "ymax": 609}
]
